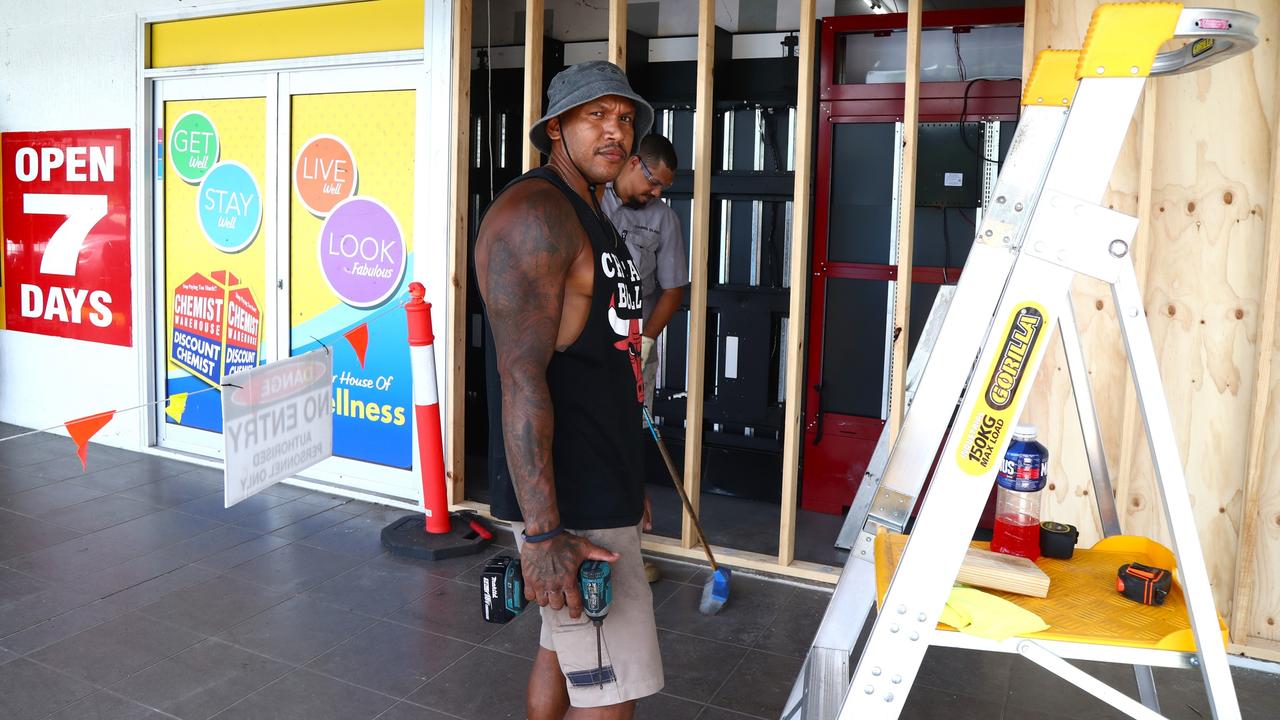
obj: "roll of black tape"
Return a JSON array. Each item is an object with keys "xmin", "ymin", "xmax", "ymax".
[{"xmin": 1040, "ymin": 521, "xmax": 1079, "ymax": 559}]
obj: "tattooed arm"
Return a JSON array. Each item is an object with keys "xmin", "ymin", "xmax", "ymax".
[{"xmin": 475, "ymin": 180, "xmax": 618, "ymax": 618}]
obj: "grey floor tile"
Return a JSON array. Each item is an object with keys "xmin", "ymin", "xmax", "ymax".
[
  {"xmin": 303, "ymin": 555, "xmax": 444, "ymax": 617},
  {"xmin": 90, "ymin": 509, "xmax": 225, "ymax": 556},
  {"xmin": 695, "ymin": 708, "xmax": 761, "ymax": 720},
  {"xmin": 45, "ymin": 690, "xmax": 176, "ymax": 720},
  {"xmin": 31, "ymin": 611, "xmax": 204, "ymax": 686},
  {"xmin": 93, "ymin": 564, "xmax": 221, "ymax": 615},
  {"xmin": 1005, "ymin": 657, "xmax": 1135, "ymax": 716},
  {"xmin": 233, "ymin": 499, "xmax": 332, "ymax": 534},
  {"xmin": 292, "ymin": 492, "xmax": 351, "ymax": 512},
  {"xmin": 1152, "ymin": 666, "xmax": 1280, "ymax": 720},
  {"xmin": 64, "ymin": 457, "xmax": 196, "ymax": 493},
  {"xmin": 28, "ymin": 450, "xmax": 139, "ymax": 482},
  {"xmin": 387, "ymin": 580, "xmax": 502, "ymax": 644},
  {"xmin": 649, "ymin": 577, "xmax": 687, "ymax": 609},
  {"xmin": 307, "ymin": 620, "xmax": 473, "ymax": 697},
  {"xmin": 0, "ymin": 471, "xmax": 63, "ymax": 497},
  {"xmin": 146, "ymin": 525, "xmax": 263, "ymax": 566},
  {"xmin": 481, "ymin": 606, "xmax": 544, "ymax": 660},
  {"xmin": 3, "ymin": 530, "xmax": 139, "ymax": 583},
  {"xmin": 0, "ymin": 601, "xmax": 120, "ymax": 655},
  {"xmin": 0, "ymin": 438, "xmax": 68, "ymax": 470},
  {"xmin": 212, "ymin": 669, "xmax": 397, "ymax": 720},
  {"xmin": 0, "ymin": 480, "xmax": 105, "ymax": 515},
  {"xmin": 0, "ymin": 565, "xmax": 48, "ymax": 605},
  {"xmin": 171, "ymin": 466, "xmax": 226, "ymax": 487},
  {"xmin": 636, "ymin": 691, "xmax": 705, "ymax": 719},
  {"xmin": 39, "ymin": 494, "xmax": 164, "ymax": 533},
  {"xmin": 0, "ymin": 584, "xmax": 105, "ymax": 637},
  {"xmin": 114, "ymin": 638, "xmax": 292, "ymax": 720},
  {"xmin": 223, "ymin": 542, "xmax": 362, "ymax": 594},
  {"xmin": 115, "ymin": 474, "xmax": 222, "ymax": 508},
  {"xmin": 657, "ymin": 630, "xmax": 749, "ymax": 704},
  {"xmin": 407, "ymin": 647, "xmax": 533, "ymax": 720},
  {"xmin": 271, "ymin": 507, "xmax": 354, "ymax": 541},
  {"xmin": 219, "ymin": 596, "xmax": 376, "ymax": 665},
  {"xmin": 0, "ymin": 647, "xmax": 17, "ymax": 666},
  {"xmin": 0, "ymin": 508, "xmax": 83, "ymax": 562},
  {"xmin": 195, "ymin": 533, "xmax": 292, "ymax": 572},
  {"xmin": 0, "ymin": 658, "xmax": 97, "ymax": 720},
  {"xmin": 899, "ymin": 685, "xmax": 1006, "ymax": 719},
  {"xmin": 175, "ymin": 492, "xmax": 292, "ymax": 524},
  {"xmin": 140, "ymin": 575, "xmax": 292, "ymax": 636},
  {"xmin": 655, "ymin": 575, "xmax": 792, "ymax": 647},
  {"xmin": 751, "ymin": 586, "xmax": 831, "ymax": 659},
  {"xmin": 375, "ymin": 701, "xmax": 460, "ymax": 720},
  {"xmin": 361, "ymin": 506, "xmax": 419, "ymax": 525},
  {"xmin": 297, "ymin": 515, "xmax": 393, "ymax": 559},
  {"xmin": 916, "ymin": 645, "xmax": 1013, "ymax": 698},
  {"xmin": 710, "ymin": 650, "xmax": 802, "ymax": 718},
  {"xmin": 644, "ymin": 556, "xmax": 703, "ymax": 585},
  {"xmin": 258, "ymin": 482, "xmax": 313, "ymax": 500}
]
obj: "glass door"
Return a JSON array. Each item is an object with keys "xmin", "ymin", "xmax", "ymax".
[
  {"xmin": 154, "ymin": 75, "xmax": 277, "ymax": 458},
  {"xmin": 279, "ymin": 65, "xmax": 420, "ymax": 501},
  {"xmin": 152, "ymin": 64, "xmax": 421, "ymax": 503}
]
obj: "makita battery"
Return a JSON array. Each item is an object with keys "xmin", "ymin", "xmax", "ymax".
[{"xmin": 482, "ymin": 555, "xmax": 527, "ymax": 623}]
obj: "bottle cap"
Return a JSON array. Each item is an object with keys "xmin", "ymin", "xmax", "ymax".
[{"xmin": 1013, "ymin": 424, "xmax": 1038, "ymax": 440}]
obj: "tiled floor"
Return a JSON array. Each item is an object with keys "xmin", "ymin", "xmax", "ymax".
[{"xmin": 0, "ymin": 426, "xmax": 1277, "ymax": 719}]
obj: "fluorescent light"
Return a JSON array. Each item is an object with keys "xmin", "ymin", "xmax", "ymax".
[{"xmin": 863, "ymin": 0, "xmax": 890, "ymax": 14}]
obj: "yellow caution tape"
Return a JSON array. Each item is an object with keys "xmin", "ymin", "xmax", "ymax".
[
  {"xmin": 1021, "ymin": 50, "xmax": 1081, "ymax": 107},
  {"xmin": 1077, "ymin": 2, "xmax": 1183, "ymax": 79}
]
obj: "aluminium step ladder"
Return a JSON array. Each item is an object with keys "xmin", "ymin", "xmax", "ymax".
[{"xmin": 784, "ymin": 5, "xmax": 1260, "ymax": 720}]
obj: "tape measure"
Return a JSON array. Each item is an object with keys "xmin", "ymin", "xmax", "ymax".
[
  {"xmin": 1116, "ymin": 562, "xmax": 1172, "ymax": 606},
  {"xmin": 1039, "ymin": 521, "xmax": 1079, "ymax": 559}
]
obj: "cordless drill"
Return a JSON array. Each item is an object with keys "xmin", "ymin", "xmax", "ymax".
[{"xmin": 578, "ymin": 560, "xmax": 613, "ymax": 688}]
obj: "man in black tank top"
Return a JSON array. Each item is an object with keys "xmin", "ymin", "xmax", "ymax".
[{"xmin": 474, "ymin": 62, "xmax": 663, "ymax": 718}]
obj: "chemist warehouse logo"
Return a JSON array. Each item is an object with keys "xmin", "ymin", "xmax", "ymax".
[
  {"xmin": 956, "ymin": 304, "xmax": 1046, "ymax": 476},
  {"xmin": 229, "ymin": 360, "xmax": 329, "ymax": 407}
]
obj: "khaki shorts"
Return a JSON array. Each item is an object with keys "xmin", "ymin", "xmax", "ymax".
[{"xmin": 512, "ymin": 522, "xmax": 664, "ymax": 707}]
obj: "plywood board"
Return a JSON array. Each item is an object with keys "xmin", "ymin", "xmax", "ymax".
[{"xmin": 522, "ymin": 0, "xmax": 544, "ymax": 172}]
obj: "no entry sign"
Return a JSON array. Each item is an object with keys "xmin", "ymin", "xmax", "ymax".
[{"xmin": 1, "ymin": 129, "xmax": 132, "ymax": 346}]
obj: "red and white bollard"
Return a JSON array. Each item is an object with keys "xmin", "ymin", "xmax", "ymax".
[
  {"xmin": 381, "ymin": 282, "xmax": 492, "ymax": 561},
  {"xmin": 405, "ymin": 281, "xmax": 451, "ymax": 534}
]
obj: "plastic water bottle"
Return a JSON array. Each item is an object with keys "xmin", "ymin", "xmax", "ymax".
[{"xmin": 990, "ymin": 424, "xmax": 1048, "ymax": 561}]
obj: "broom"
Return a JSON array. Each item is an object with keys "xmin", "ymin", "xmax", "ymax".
[{"xmin": 643, "ymin": 406, "xmax": 731, "ymax": 615}]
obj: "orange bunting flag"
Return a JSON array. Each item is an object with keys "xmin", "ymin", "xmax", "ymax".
[
  {"xmin": 344, "ymin": 323, "xmax": 369, "ymax": 368},
  {"xmin": 64, "ymin": 411, "xmax": 116, "ymax": 471}
]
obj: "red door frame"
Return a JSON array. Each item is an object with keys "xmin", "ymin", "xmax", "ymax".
[{"xmin": 800, "ymin": 7, "xmax": 1024, "ymax": 514}]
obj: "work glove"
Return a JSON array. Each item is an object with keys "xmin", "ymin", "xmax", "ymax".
[{"xmin": 641, "ymin": 335, "xmax": 655, "ymax": 365}]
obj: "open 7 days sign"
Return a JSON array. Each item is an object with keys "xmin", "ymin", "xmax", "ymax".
[{"xmin": 1, "ymin": 130, "xmax": 132, "ymax": 346}]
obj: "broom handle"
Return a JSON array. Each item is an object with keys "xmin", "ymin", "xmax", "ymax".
[{"xmin": 644, "ymin": 408, "xmax": 720, "ymax": 573}]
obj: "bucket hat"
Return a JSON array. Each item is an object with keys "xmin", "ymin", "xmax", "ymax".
[{"xmin": 528, "ymin": 61, "xmax": 653, "ymax": 156}]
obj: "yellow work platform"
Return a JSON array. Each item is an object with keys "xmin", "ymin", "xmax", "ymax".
[{"xmin": 875, "ymin": 531, "xmax": 1229, "ymax": 653}]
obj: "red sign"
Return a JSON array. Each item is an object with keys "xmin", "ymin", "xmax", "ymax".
[{"xmin": 2, "ymin": 129, "xmax": 132, "ymax": 346}]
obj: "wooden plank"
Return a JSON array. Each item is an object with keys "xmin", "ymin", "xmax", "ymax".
[
  {"xmin": 451, "ymin": 500, "xmax": 841, "ymax": 584},
  {"xmin": 446, "ymin": 0, "xmax": 472, "ymax": 503},
  {"xmin": 680, "ymin": 0, "xmax": 715, "ymax": 551},
  {"xmin": 522, "ymin": 0, "xmax": 544, "ymax": 172},
  {"xmin": 777, "ymin": 0, "xmax": 817, "ymax": 568},
  {"xmin": 608, "ymin": 0, "xmax": 625, "ymax": 69},
  {"xmin": 885, "ymin": 0, "xmax": 921, "ymax": 443},
  {"xmin": 1230, "ymin": 641, "xmax": 1280, "ymax": 664},
  {"xmin": 642, "ymin": 534, "xmax": 840, "ymax": 585},
  {"xmin": 883, "ymin": 533, "xmax": 1049, "ymax": 597},
  {"xmin": 1021, "ymin": 0, "xmax": 1037, "ymax": 87},
  {"xmin": 1232, "ymin": 25, "xmax": 1280, "ymax": 647}
]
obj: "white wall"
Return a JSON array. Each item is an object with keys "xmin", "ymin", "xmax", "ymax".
[{"xmin": 0, "ymin": 0, "xmax": 187, "ymax": 449}]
